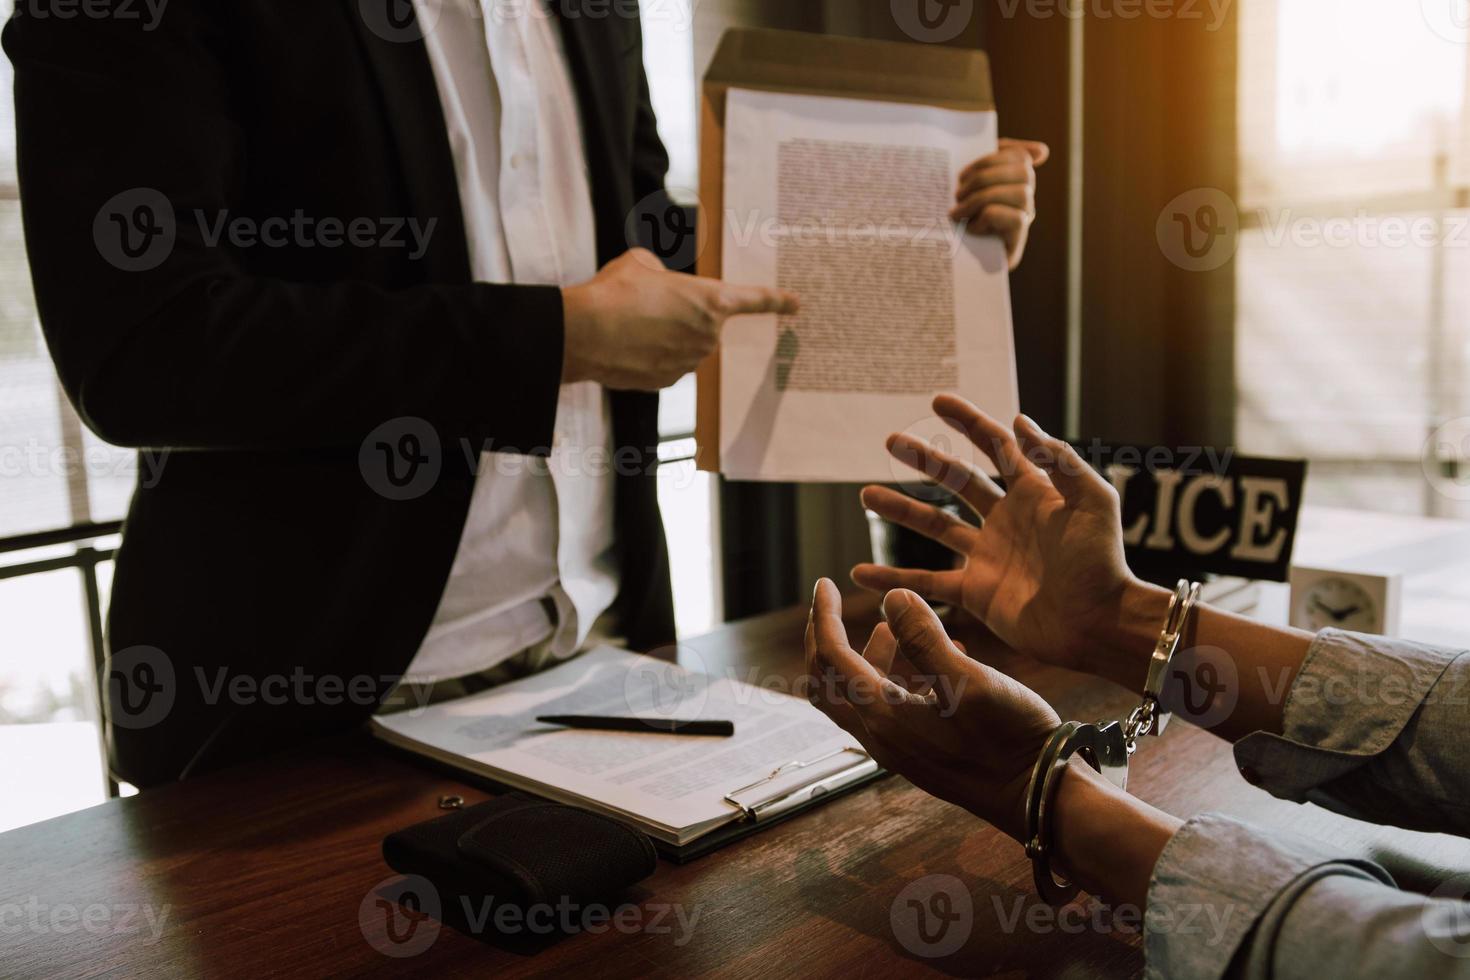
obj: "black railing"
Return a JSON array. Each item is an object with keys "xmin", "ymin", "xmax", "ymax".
[{"xmin": 0, "ymin": 521, "xmax": 123, "ymax": 796}]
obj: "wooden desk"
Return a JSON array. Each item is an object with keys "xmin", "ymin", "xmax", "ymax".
[{"xmin": 2, "ymin": 593, "xmax": 1467, "ymax": 979}]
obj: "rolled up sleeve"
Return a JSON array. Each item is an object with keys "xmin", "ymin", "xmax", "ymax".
[
  {"xmin": 1145, "ymin": 813, "xmax": 1394, "ymax": 980},
  {"xmin": 1234, "ymin": 630, "xmax": 1470, "ymax": 835},
  {"xmin": 1146, "ymin": 631, "xmax": 1470, "ymax": 979},
  {"xmin": 1147, "ymin": 814, "xmax": 1470, "ymax": 980}
]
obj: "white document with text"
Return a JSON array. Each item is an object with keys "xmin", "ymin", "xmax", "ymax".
[
  {"xmin": 371, "ymin": 646, "xmax": 872, "ymax": 846},
  {"xmin": 719, "ymin": 88, "xmax": 1019, "ymax": 482}
]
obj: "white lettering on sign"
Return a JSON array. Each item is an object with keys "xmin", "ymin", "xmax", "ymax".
[
  {"xmin": 1107, "ymin": 464, "xmax": 1148, "ymax": 547},
  {"xmin": 1106, "ymin": 468, "xmax": 1292, "ymax": 563},
  {"xmin": 1229, "ymin": 477, "xmax": 1290, "ymax": 564},
  {"xmin": 1177, "ymin": 475, "xmax": 1233, "ymax": 555},
  {"xmin": 1143, "ymin": 469, "xmax": 1186, "ymax": 551}
]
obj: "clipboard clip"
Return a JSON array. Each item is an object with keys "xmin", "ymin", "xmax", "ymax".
[{"xmin": 722, "ymin": 746, "xmax": 879, "ymax": 823}]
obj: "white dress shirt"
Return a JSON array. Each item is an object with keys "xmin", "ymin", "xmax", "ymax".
[{"xmin": 404, "ymin": 0, "xmax": 619, "ymax": 683}]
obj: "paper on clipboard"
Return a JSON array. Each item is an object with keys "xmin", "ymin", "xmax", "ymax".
[{"xmin": 371, "ymin": 646, "xmax": 876, "ymax": 847}]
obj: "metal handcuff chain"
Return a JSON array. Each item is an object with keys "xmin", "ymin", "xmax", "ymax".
[{"xmin": 1022, "ymin": 579, "xmax": 1202, "ymax": 906}]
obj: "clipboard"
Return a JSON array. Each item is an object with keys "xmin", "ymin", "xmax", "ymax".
[
  {"xmin": 694, "ymin": 27, "xmax": 997, "ymax": 473},
  {"xmin": 660, "ymin": 746, "xmax": 885, "ymax": 862},
  {"xmin": 377, "ymin": 738, "xmax": 887, "ymax": 863}
]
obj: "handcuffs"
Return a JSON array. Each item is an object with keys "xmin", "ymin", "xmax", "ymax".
[{"xmin": 1022, "ymin": 579, "xmax": 1202, "ymax": 906}]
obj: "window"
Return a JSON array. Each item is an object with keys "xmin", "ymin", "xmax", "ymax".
[
  {"xmin": 644, "ymin": 4, "xmax": 723, "ymax": 637},
  {"xmin": 656, "ymin": 375, "xmax": 722, "ymax": 637},
  {"xmin": 1236, "ymin": 0, "xmax": 1470, "ymax": 518},
  {"xmin": 639, "ymin": 0, "xmax": 698, "ymax": 194},
  {"xmin": 0, "ymin": 0, "xmax": 127, "ymax": 832}
]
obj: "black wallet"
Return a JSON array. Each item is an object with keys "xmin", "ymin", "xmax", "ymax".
[{"xmin": 381, "ymin": 795, "xmax": 657, "ymax": 937}]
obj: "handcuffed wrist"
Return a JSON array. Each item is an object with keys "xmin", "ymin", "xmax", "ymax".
[
  {"xmin": 1096, "ymin": 579, "xmax": 1174, "ymax": 690},
  {"xmin": 1024, "ymin": 580, "xmax": 1201, "ymax": 906}
]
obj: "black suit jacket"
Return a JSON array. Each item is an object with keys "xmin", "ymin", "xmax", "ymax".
[{"xmin": 4, "ymin": 0, "xmax": 677, "ymax": 787}]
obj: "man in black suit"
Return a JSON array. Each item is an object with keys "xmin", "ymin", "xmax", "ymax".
[{"xmin": 4, "ymin": 0, "xmax": 795, "ymax": 787}]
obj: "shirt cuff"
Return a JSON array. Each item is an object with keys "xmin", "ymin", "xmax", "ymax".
[
  {"xmin": 1145, "ymin": 813, "xmax": 1393, "ymax": 980},
  {"xmin": 1233, "ymin": 629, "xmax": 1462, "ymax": 801}
]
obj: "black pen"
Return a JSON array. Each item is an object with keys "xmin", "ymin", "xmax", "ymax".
[{"xmin": 536, "ymin": 715, "xmax": 735, "ymax": 737}]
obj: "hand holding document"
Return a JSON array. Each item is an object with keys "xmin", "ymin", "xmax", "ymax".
[
  {"xmin": 953, "ymin": 138, "xmax": 1050, "ymax": 269},
  {"xmin": 710, "ymin": 86, "xmax": 1020, "ymax": 483}
]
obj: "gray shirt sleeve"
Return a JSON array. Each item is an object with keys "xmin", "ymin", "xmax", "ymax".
[
  {"xmin": 1145, "ymin": 630, "xmax": 1470, "ymax": 979},
  {"xmin": 1234, "ymin": 629, "xmax": 1470, "ymax": 835},
  {"xmin": 1147, "ymin": 814, "xmax": 1470, "ymax": 980}
]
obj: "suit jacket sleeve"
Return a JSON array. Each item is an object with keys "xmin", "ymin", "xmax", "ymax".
[{"xmin": 3, "ymin": 7, "xmax": 564, "ymax": 453}]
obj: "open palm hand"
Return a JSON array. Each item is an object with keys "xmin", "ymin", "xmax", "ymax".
[{"xmin": 852, "ymin": 396, "xmax": 1136, "ymax": 678}]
